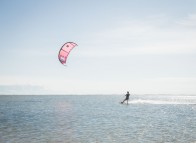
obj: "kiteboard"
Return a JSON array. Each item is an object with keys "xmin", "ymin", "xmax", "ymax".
[{"xmin": 120, "ymin": 102, "xmax": 129, "ymax": 105}]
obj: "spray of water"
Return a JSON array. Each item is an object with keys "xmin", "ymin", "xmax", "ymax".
[{"xmin": 128, "ymin": 95, "xmax": 196, "ymax": 105}]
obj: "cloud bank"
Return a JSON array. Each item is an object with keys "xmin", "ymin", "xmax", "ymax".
[{"xmin": 79, "ymin": 14, "xmax": 196, "ymax": 57}]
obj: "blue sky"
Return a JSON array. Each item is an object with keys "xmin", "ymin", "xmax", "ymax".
[{"xmin": 0, "ymin": 0, "xmax": 196, "ymax": 94}]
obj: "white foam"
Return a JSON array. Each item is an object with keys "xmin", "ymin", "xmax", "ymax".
[{"xmin": 128, "ymin": 99, "xmax": 196, "ymax": 105}]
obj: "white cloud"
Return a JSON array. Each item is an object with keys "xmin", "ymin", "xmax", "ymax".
[
  {"xmin": 178, "ymin": 14, "xmax": 196, "ymax": 27},
  {"xmin": 1, "ymin": 75, "xmax": 196, "ymax": 95},
  {"xmin": 0, "ymin": 85, "xmax": 47, "ymax": 95},
  {"xmin": 108, "ymin": 77, "xmax": 196, "ymax": 95},
  {"xmin": 79, "ymin": 15, "xmax": 196, "ymax": 57}
]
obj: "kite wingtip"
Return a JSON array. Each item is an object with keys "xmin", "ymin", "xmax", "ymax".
[{"xmin": 72, "ymin": 42, "xmax": 78, "ymax": 46}]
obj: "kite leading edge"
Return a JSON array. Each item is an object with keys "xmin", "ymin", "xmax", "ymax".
[{"xmin": 58, "ymin": 42, "xmax": 77, "ymax": 65}]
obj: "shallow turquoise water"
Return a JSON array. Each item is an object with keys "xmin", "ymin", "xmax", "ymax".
[{"xmin": 0, "ymin": 95, "xmax": 195, "ymax": 143}]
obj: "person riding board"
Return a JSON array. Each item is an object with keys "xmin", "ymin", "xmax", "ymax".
[{"xmin": 121, "ymin": 91, "xmax": 130, "ymax": 104}]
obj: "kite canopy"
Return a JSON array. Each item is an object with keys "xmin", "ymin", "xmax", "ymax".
[{"xmin": 58, "ymin": 42, "xmax": 77, "ymax": 65}]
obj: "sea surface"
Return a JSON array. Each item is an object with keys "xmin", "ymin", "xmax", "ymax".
[{"xmin": 0, "ymin": 95, "xmax": 195, "ymax": 143}]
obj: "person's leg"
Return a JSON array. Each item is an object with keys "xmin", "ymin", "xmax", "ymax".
[{"xmin": 121, "ymin": 99, "xmax": 126, "ymax": 103}]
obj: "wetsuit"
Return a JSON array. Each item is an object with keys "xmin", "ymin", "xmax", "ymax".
[{"xmin": 125, "ymin": 93, "xmax": 130, "ymax": 100}]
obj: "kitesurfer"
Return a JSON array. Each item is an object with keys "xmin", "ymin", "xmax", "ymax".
[{"xmin": 121, "ymin": 91, "xmax": 130, "ymax": 104}]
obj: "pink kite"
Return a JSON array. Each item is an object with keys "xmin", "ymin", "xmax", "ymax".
[{"xmin": 58, "ymin": 42, "xmax": 77, "ymax": 65}]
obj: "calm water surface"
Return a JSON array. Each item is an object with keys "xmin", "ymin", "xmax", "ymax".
[{"xmin": 0, "ymin": 95, "xmax": 195, "ymax": 143}]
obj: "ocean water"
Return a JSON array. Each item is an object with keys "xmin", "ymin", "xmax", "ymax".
[{"xmin": 0, "ymin": 95, "xmax": 195, "ymax": 143}]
